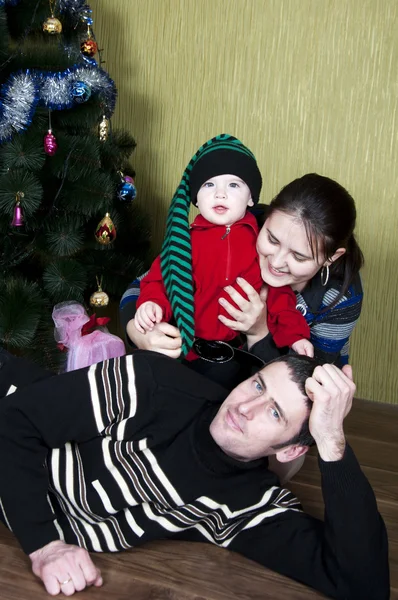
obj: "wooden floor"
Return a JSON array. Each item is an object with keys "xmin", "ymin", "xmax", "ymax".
[{"xmin": 0, "ymin": 398, "xmax": 396, "ymax": 599}]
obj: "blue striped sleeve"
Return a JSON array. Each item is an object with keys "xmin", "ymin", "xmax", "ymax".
[
  {"xmin": 309, "ymin": 285, "xmax": 363, "ymax": 365},
  {"xmin": 119, "ymin": 272, "xmax": 149, "ymax": 343}
]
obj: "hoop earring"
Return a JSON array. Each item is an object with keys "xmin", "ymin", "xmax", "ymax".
[{"xmin": 320, "ymin": 264, "xmax": 330, "ymax": 287}]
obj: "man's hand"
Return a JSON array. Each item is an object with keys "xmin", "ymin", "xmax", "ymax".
[
  {"xmin": 29, "ymin": 540, "xmax": 103, "ymax": 596},
  {"xmin": 305, "ymin": 364, "xmax": 356, "ymax": 462}
]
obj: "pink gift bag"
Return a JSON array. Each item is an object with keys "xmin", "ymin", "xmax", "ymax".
[{"xmin": 52, "ymin": 301, "xmax": 125, "ymax": 371}]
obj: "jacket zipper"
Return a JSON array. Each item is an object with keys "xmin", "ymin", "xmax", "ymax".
[
  {"xmin": 221, "ymin": 226, "xmax": 231, "ymax": 240},
  {"xmin": 222, "ymin": 226, "xmax": 231, "ymax": 281}
]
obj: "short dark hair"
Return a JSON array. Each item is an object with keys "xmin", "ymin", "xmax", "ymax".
[{"xmin": 267, "ymin": 354, "xmax": 323, "ymax": 450}]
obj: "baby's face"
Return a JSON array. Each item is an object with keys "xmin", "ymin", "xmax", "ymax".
[{"xmin": 196, "ymin": 174, "xmax": 253, "ymax": 227}]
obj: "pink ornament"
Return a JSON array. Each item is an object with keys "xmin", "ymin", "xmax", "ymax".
[
  {"xmin": 44, "ymin": 130, "xmax": 58, "ymax": 156},
  {"xmin": 11, "ymin": 200, "xmax": 24, "ymax": 227}
]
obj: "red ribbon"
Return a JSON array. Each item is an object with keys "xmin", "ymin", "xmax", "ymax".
[{"xmin": 81, "ymin": 314, "xmax": 111, "ymax": 336}]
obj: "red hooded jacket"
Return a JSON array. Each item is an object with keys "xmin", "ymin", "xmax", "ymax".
[{"xmin": 137, "ymin": 211, "xmax": 309, "ymax": 353}]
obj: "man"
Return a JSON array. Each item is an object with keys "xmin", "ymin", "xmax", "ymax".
[{"xmin": 0, "ymin": 350, "xmax": 389, "ymax": 599}]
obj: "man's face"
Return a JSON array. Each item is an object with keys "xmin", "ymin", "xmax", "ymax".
[{"xmin": 209, "ymin": 361, "xmax": 309, "ymax": 462}]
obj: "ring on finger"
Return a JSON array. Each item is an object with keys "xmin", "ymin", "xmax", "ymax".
[{"xmin": 60, "ymin": 577, "xmax": 72, "ymax": 586}]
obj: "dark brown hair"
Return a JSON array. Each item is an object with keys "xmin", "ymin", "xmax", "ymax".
[{"xmin": 268, "ymin": 173, "xmax": 364, "ymax": 305}]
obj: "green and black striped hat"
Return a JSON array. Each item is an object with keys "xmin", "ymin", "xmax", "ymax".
[{"xmin": 160, "ymin": 133, "xmax": 262, "ymax": 357}]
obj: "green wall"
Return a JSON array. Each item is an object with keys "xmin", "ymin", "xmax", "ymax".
[{"xmin": 91, "ymin": 0, "xmax": 398, "ymax": 403}]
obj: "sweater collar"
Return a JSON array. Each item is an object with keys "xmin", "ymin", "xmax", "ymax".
[
  {"xmin": 193, "ymin": 404, "xmax": 270, "ymax": 476},
  {"xmin": 191, "ymin": 211, "xmax": 258, "ymax": 234},
  {"xmin": 299, "ymin": 271, "xmax": 344, "ymax": 314}
]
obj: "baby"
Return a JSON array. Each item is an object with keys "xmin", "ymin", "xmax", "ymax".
[{"xmin": 135, "ymin": 134, "xmax": 313, "ymax": 359}]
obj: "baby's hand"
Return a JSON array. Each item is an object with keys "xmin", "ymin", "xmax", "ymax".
[
  {"xmin": 135, "ymin": 302, "xmax": 163, "ymax": 333},
  {"xmin": 291, "ymin": 338, "xmax": 314, "ymax": 357}
]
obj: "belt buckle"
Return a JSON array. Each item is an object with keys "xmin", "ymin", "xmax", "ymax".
[{"xmin": 192, "ymin": 339, "xmax": 235, "ymax": 364}]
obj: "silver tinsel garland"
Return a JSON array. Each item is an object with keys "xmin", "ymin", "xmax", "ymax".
[
  {"xmin": 0, "ymin": 65, "xmax": 116, "ymax": 142},
  {"xmin": 40, "ymin": 65, "xmax": 116, "ymax": 111},
  {"xmin": 0, "ymin": 71, "xmax": 38, "ymax": 141}
]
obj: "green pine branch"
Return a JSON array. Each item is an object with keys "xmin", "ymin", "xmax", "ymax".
[
  {"xmin": 0, "ymin": 129, "xmax": 46, "ymax": 172},
  {"xmin": 0, "ymin": 277, "xmax": 46, "ymax": 348},
  {"xmin": 43, "ymin": 258, "xmax": 87, "ymax": 304}
]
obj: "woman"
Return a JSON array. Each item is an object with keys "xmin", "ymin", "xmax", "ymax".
[{"xmin": 121, "ymin": 173, "xmax": 364, "ymax": 373}]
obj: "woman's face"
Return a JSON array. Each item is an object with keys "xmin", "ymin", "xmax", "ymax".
[{"xmin": 256, "ymin": 210, "xmax": 325, "ymax": 292}]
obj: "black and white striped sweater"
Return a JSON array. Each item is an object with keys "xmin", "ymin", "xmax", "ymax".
[{"xmin": 0, "ymin": 351, "xmax": 389, "ymax": 599}]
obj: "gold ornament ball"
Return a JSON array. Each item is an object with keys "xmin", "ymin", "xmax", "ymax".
[
  {"xmin": 90, "ymin": 290, "xmax": 110, "ymax": 307},
  {"xmin": 43, "ymin": 16, "xmax": 63, "ymax": 34}
]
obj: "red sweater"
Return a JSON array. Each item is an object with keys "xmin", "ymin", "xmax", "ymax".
[
  {"xmin": 267, "ymin": 286, "xmax": 310, "ymax": 347},
  {"xmin": 137, "ymin": 212, "xmax": 309, "ymax": 352}
]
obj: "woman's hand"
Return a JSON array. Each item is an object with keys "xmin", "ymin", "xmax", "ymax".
[
  {"xmin": 30, "ymin": 540, "xmax": 102, "ymax": 596},
  {"xmin": 218, "ymin": 278, "xmax": 270, "ymax": 347},
  {"xmin": 126, "ymin": 319, "xmax": 182, "ymax": 359}
]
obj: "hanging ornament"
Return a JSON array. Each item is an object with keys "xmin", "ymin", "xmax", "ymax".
[
  {"xmin": 98, "ymin": 115, "xmax": 109, "ymax": 142},
  {"xmin": 117, "ymin": 172, "xmax": 137, "ymax": 202},
  {"xmin": 11, "ymin": 191, "xmax": 24, "ymax": 227},
  {"xmin": 81, "ymin": 38, "xmax": 98, "ymax": 57},
  {"xmin": 90, "ymin": 276, "xmax": 110, "ymax": 307},
  {"xmin": 43, "ymin": 0, "xmax": 62, "ymax": 34},
  {"xmin": 81, "ymin": 27, "xmax": 98, "ymax": 57},
  {"xmin": 44, "ymin": 130, "xmax": 57, "ymax": 155},
  {"xmin": 95, "ymin": 213, "xmax": 116, "ymax": 245},
  {"xmin": 44, "ymin": 110, "xmax": 58, "ymax": 156},
  {"xmin": 71, "ymin": 81, "xmax": 91, "ymax": 104},
  {"xmin": 81, "ymin": 6, "xmax": 93, "ymax": 25},
  {"xmin": 43, "ymin": 16, "xmax": 62, "ymax": 34}
]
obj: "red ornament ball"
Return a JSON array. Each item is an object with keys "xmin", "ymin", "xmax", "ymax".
[{"xmin": 81, "ymin": 38, "xmax": 98, "ymax": 57}]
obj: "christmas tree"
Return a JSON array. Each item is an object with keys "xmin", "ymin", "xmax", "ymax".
[{"xmin": 0, "ymin": 0, "xmax": 151, "ymax": 365}]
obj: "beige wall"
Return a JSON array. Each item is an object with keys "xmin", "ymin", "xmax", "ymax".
[{"xmin": 91, "ymin": 0, "xmax": 398, "ymax": 404}]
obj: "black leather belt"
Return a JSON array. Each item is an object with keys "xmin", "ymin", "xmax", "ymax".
[
  {"xmin": 192, "ymin": 338, "xmax": 264, "ymax": 369},
  {"xmin": 192, "ymin": 339, "xmax": 235, "ymax": 363}
]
